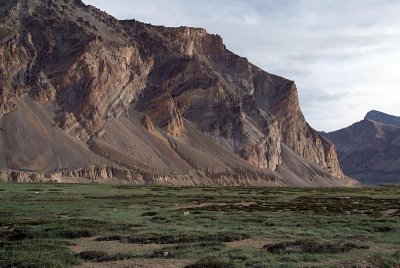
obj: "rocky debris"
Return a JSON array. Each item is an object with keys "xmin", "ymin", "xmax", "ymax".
[
  {"xmin": 165, "ymin": 108, "xmax": 184, "ymax": 137},
  {"xmin": 142, "ymin": 115, "xmax": 154, "ymax": 132},
  {"xmin": 55, "ymin": 112, "xmax": 90, "ymax": 141},
  {"xmin": 323, "ymin": 111, "xmax": 400, "ymax": 185},
  {"xmin": 0, "ymin": 167, "xmax": 131, "ymax": 183},
  {"xmin": 0, "ymin": 167, "xmax": 283, "ymax": 186},
  {"xmin": 30, "ymin": 71, "xmax": 56, "ymax": 103},
  {"xmin": 0, "ymin": 0, "xmax": 353, "ymax": 186}
]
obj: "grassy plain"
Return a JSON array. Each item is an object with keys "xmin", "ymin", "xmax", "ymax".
[{"xmin": 0, "ymin": 184, "xmax": 399, "ymax": 267}]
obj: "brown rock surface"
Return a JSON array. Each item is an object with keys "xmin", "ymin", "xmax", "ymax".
[
  {"xmin": 0, "ymin": 0, "xmax": 356, "ymax": 186},
  {"xmin": 323, "ymin": 111, "xmax": 400, "ymax": 185}
]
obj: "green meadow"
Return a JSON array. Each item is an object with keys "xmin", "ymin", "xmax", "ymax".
[{"xmin": 0, "ymin": 184, "xmax": 399, "ymax": 267}]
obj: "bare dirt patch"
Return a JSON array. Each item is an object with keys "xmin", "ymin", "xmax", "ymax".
[
  {"xmin": 71, "ymin": 237, "xmax": 164, "ymax": 254},
  {"xmin": 78, "ymin": 258, "xmax": 194, "ymax": 268},
  {"xmin": 382, "ymin": 209, "xmax": 399, "ymax": 216},
  {"xmin": 175, "ymin": 201, "xmax": 257, "ymax": 210},
  {"xmin": 339, "ymin": 256, "xmax": 400, "ymax": 268},
  {"xmin": 225, "ymin": 239, "xmax": 274, "ymax": 249},
  {"xmin": 263, "ymin": 240, "xmax": 369, "ymax": 254}
]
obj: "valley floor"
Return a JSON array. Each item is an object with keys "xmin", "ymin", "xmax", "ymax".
[{"xmin": 0, "ymin": 184, "xmax": 399, "ymax": 267}]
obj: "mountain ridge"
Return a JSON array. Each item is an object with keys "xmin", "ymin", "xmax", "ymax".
[
  {"xmin": 323, "ymin": 110, "xmax": 400, "ymax": 185},
  {"xmin": 365, "ymin": 110, "xmax": 400, "ymax": 128},
  {"xmin": 0, "ymin": 0, "xmax": 357, "ymax": 186}
]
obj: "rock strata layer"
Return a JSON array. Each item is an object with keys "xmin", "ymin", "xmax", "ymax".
[{"xmin": 0, "ymin": 0, "xmax": 357, "ymax": 187}]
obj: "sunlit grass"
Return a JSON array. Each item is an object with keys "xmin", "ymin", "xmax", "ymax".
[{"xmin": 0, "ymin": 184, "xmax": 399, "ymax": 267}]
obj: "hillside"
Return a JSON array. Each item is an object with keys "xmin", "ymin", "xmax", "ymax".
[
  {"xmin": 0, "ymin": 0, "xmax": 356, "ymax": 186},
  {"xmin": 323, "ymin": 111, "xmax": 400, "ymax": 185}
]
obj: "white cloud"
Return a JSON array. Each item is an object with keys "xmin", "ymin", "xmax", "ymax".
[{"xmin": 83, "ymin": 0, "xmax": 400, "ymax": 131}]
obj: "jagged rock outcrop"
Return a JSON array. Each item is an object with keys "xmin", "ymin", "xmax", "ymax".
[
  {"xmin": 0, "ymin": 0, "xmax": 357, "ymax": 186},
  {"xmin": 323, "ymin": 111, "xmax": 400, "ymax": 185},
  {"xmin": 142, "ymin": 114, "xmax": 154, "ymax": 132}
]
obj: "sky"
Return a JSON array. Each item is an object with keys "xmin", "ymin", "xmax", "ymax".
[{"xmin": 83, "ymin": 0, "xmax": 400, "ymax": 132}]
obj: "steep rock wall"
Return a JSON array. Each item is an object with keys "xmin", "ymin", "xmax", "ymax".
[{"xmin": 0, "ymin": 0, "xmax": 350, "ymax": 186}]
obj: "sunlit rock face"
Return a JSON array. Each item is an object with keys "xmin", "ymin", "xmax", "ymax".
[{"xmin": 0, "ymin": 0, "xmax": 356, "ymax": 187}]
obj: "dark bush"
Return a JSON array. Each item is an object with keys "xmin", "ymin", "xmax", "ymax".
[
  {"xmin": 76, "ymin": 251, "xmax": 110, "ymax": 262},
  {"xmin": 95, "ymin": 235, "xmax": 123, "ymax": 241},
  {"xmin": 372, "ymin": 226, "xmax": 394, "ymax": 233},
  {"xmin": 185, "ymin": 257, "xmax": 235, "ymax": 268},
  {"xmin": 76, "ymin": 251, "xmax": 136, "ymax": 262}
]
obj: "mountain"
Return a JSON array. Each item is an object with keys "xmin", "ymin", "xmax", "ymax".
[
  {"xmin": 0, "ymin": 0, "xmax": 357, "ymax": 186},
  {"xmin": 365, "ymin": 110, "xmax": 400, "ymax": 128},
  {"xmin": 323, "ymin": 111, "xmax": 400, "ymax": 185}
]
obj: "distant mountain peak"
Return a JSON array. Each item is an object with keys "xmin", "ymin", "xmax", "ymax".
[
  {"xmin": 323, "ymin": 109, "xmax": 400, "ymax": 185},
  {"xmin": 365, "ymin": 110, "xmax": 400, "ymax": 127}
]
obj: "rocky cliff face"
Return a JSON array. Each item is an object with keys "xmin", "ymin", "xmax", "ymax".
[
  {"xmin": 0, "ymin": 0, "xmax": 356, "ymax": 186},
  {"xmin": 323, "ymin": 111, "xmax": 400, "ymax": 185}
]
